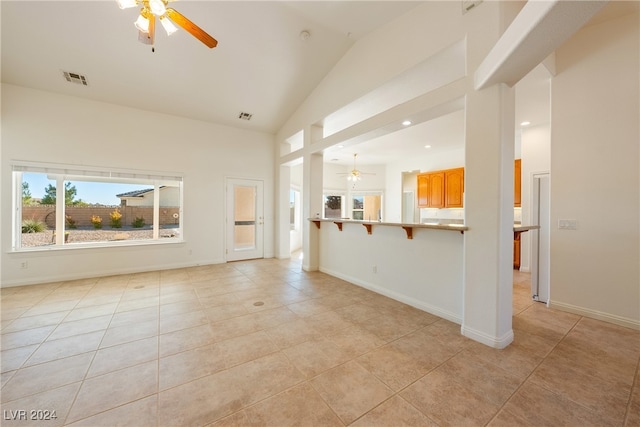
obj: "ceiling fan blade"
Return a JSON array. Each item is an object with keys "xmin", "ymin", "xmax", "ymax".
[
  {"xmin": 149, "ymin": 14, "xmax": 155, "ymax": 43},
  {"xmin": 137, "ymin": 15, "xmax": 155, "ymax": 45},
  {"xmin": 138, "ymin": 30, "xmax": 152, "ymax": 44},
  {"xmin": 166, "ymin": 8, "xmax": 218, "ymax": 48}
]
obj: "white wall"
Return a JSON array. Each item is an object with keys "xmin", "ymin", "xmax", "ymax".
[
  {"xmin": 319, "ymin": 222, "xmax": 464, "ymax": 323},
  {"xmin": 550, "ymin": 11, "xmax": 639, "ymax": 328},
  {"xmin": 2, "ymin": 84, "xmax": 275, "ymax": 287}
]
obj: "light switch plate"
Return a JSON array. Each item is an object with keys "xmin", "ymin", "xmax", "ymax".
[{"xmin": 558, "ymin": 219, "xmax": 578, "ymax": 230}]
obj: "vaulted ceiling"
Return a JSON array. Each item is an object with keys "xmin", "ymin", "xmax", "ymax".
[
  {"xmin": 1, "ymin": 1, "xmax": 420, "ymax": 134},
  {"xmin": 2, "ymin": 1, "xmax": 634, "ymax": 167}
]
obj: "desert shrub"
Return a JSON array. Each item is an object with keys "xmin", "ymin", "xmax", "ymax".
[
  {"xmin": 109, "ymin": 209, "xmax": 122, "ymax": 228},
  {"xmin": 91, "ymin": 215, "xmax": 103, "ymax": 229},
  {"xmin": 131, "ymin": 217, "xmax": 145, "ymax": 228},
  {"xmin": 22, "ymin": 219, "xmax": 47, "ymax": 233},
  {"xmin": 65, "ymin": 214, "xmax": 77, "ymax": 229}
]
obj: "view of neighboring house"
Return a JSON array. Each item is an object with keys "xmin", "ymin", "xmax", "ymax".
[{"xmin": 116, "ymin": 186, "xmax": 180, "ymax": 207}]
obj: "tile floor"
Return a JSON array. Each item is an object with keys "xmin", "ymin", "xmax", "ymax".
[{"xmin": 1, "ymin": 257, "xmax": 639, "ymax": 426}]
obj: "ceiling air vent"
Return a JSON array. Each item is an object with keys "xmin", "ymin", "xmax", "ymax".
[
  {"xmin": 62, "ymin": 71, "xmax": 88, "ymax": 86},
  {"xmin": 238, "ymin": 112, "xmax": 253, "ymax": 121}
]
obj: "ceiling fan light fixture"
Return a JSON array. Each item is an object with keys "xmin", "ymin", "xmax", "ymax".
[
  {"xmin": 160, "ymin": 15, "xmax": 178, "ymax": 35},
  {"xmin": 116, "ymin": 0, "xmax": 137, "ymax": 9},
  {"xmin": 148, "ymin": 0, "xmax": 167, "ymax": 16},
  {"xmin": 134, "ymin": 10, "xmax": 150, "ymax": 33}
]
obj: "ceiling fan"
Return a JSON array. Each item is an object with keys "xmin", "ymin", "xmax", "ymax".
[
  {"xmin": 116, "ymin": 0, "xmax": 218, "ymax": 49},
  {"xmin": 338, "ymin": 154, "xmax": 376, "ymax": 182}
]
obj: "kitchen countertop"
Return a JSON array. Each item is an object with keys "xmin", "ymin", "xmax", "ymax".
[
  {"xmin": 513, "ymin": 225, "xmax": 540, "ymax": 232},
  {"xmin": 309, "ymin": 218, "xmax": 469, "ymax": 232},
  {"xmin": 308, "ymin": 219, "xmax": 539, "ymax": 237}
]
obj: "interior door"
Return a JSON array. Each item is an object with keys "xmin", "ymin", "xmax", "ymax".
[{"xmin": 226, "ymin": 178, "xmax": 264, "ymax": 261}]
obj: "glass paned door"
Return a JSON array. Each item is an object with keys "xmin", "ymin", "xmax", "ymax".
[{"xmin": 226, "ymin": 179, "xmax": 264, "ymax": 261}]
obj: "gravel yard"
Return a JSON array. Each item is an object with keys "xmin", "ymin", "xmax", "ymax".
[{"xmin": 21, "ymin": 227, "xmax": 179, "ymax": 247}]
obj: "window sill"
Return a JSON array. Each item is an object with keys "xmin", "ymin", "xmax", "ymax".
[{"xmin": 10, "ymin": 237, "xmax": 185, "ymax": 254}]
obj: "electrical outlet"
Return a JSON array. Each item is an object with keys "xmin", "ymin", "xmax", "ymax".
[
  {"xmin": 20, "ymin": 261, "xmax": 28, "ymax": 269},
  {"xmin": 372, "ymin": 265, "xmax": 377, "ymax": 274}
]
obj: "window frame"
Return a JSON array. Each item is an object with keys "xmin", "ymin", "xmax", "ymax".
[
  {"xmin": 349, "ymin": 190, "xmax": 384, "ymax": 221},
  {"xmin": 323, "ymin": 191, "xmax": 346, "ymax": 219},
  {"xmin": 12, "ymin": 161, "xmax": 184, "ymax": 252}
]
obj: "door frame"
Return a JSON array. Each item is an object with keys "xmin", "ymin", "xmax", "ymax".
[
  {"xmin": 531, "ymin": 172, "xmax": 550, "ymax": 304},
  {"xmin": 225, "ymin": 177, "xmax": 264, "ymax": 262}
]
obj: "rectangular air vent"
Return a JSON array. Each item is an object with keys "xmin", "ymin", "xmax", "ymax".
[
  {"xmin": 62, "ymin": 71, "xmax": 88, "ymax": 86},
  {"xmin": 238, "ymin": 112, "xmax": 253, "ymax": 121}
]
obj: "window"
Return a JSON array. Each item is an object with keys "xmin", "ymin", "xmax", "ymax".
[
  {"xmin": 13, "ymin": 162, "xmax": 183, "ymax": 251},
  {"xmin": 323, "ymin": 194, "xmax": 344, "ymax": 219},
  {"xmin": 352, "ymin": 195, "xmax": 364, "ymax": 220},
  {"xmin": 351, "ymin": 192, "xmax": 383, "ymax": 221}
]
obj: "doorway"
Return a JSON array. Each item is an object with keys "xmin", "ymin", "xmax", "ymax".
[{"xmin": 226, "ymin": 178, "xmax": 264, "ymax": 261}]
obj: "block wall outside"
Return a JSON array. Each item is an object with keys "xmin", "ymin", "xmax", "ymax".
[{"xmin": 21, "ymin": 205, "xmax": 180, "ymax": 228}]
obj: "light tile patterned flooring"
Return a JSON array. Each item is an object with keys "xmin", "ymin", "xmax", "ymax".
[{"xmin": 1, "ymin": 258, "xmax": 639, "ymax": 426}]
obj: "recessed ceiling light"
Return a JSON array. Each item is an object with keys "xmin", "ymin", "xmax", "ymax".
[
  {"xmin": 337, "ymin": 145, "xmax": 344, "ymax": 148},
  {"xmin": 520, "ymin": 121, "xmax": 531, "ymax": 126},
  {"xmin": 424, "ymin": 145, "xmax": 432, "ymax": 149},
  {"xmin": 402, "ymin": 120, "xmax": 412, "ymax": 126}
]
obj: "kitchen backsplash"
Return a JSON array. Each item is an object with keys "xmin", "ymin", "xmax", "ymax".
[
  {"xmin": 420, "ymin": 208, "xmax": 464, "ymax": 224},
  {"xmin": 420, "ymin": 207, "xmax": 523, "ymax": 224}
]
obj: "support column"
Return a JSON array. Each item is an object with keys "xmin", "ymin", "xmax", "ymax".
[
  {"xmin": 462, "ymin": 83, "xmax": 515, "ymax": 348},
  {"xmin": 302, "ymin": 126, "xmax": 324, "ymax": 271},
  {"xmin": 276, "ymin": 164, "xmax": 291, "ymax": 259}
]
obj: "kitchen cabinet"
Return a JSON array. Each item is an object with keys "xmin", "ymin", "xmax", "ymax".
[
  {"xmin": 417, "ymin": 168, "xmax": 463, "ymax": 208},
  {"xmin": 513, "ymin": 234, "xmax": 521, "ymax": 269},
  {"xmin": 417, "ymin": 171, "xmax": 445, "ymax": 208},
  {"xmin": 514, "ymin": 159, "xmax": 521, "ymax": 207},
  {"xmin": 445, "ymin": 168, "xmax": 464, "ymax": 208},
  {"xmin": 417, "ymin": 174, "xmax": 429, "ymax": 207}
]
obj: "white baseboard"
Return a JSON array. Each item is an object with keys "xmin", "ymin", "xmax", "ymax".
[
  {"xmin": 549, "ymin": 300, "xmax": 640, "ymax": 330},
  {"xmin": 461, "ymin": 325, "xmax": 514, "ymax": 349},
  {"xmin": 0, "ymin": 258, "xmax": 225, "ymax": 288},
  {"xmin": 319, "ymin": 267, "xmax": 462, "ymax": 325}
]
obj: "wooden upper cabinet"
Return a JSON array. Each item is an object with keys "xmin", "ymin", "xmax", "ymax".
[
  {"xmin": 417, "ymin": 169, "xmax": 457, "ymax": 208},
  {"xmin": 417, "ymin": 173, "xmax": 429, "ymax": 208},
  {"xmin": 514, "ymin": 159, "xmax": 522, "ymax": 207},
  {"xmin": 445, "ymin": 168, "xmax": 464, "ymax": 208},
  {"xmin": 429, "ymin": 172, "xmax": 445, "ymax": 208}
]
